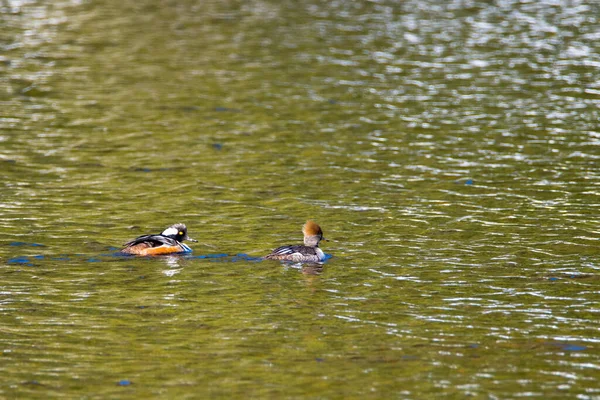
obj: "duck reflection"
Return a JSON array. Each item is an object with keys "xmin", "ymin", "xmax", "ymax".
[
  {"xmin": 301, "ymin": 262, "xmax": 324, "ymax": 275},
  {"xmin": 283, "ymin": 261, "xmax": 324, "ymax": 276}
]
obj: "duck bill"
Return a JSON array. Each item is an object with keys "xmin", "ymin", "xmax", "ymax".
[{"xmin": 186, "ymin": 237, "xmax": 198, "ymax": 243}]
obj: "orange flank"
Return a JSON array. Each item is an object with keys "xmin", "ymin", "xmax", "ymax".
[
  {"xmin": 140, "ymin": 245, "xmax": 184, "ymax": 256},
  {"xmin": 121, "ymin": 244, "xmax": 184, "ymax": 256}
]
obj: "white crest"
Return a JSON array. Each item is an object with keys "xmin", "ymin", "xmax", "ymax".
[{"xmin": 161, "ymin": 227, "xmax": 179, "ymax": 236}]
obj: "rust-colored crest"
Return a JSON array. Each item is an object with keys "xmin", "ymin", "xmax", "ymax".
[{"xmin": 302, "ymin": 220, "xmax": 323, "ymax": 236}]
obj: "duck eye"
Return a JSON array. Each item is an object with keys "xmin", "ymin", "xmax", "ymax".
[{"xmin": 179, "ymin": 231, "xmax": 184, "ymax": 235}]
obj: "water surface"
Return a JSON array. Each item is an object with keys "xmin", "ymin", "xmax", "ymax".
[{"xmin": 1, "ymin": 0, "xmax": 600, "ymax": 398}]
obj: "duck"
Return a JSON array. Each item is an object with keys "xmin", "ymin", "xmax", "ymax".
[
  {"xmin": 120, "ymin": 223, "xmax": 197, "ymax": 256},
  {"xmin": 265, "ymin": 220, "xmax": 327, "ymax": 263}
]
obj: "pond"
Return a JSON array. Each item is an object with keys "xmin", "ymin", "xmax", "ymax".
[{"xmin": 1, "ymin": 0, "xmax": 599, "ymax": 398}]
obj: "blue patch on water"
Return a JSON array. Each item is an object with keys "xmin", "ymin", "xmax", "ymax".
[
  {"xmin": 187, "ymin": 253, "xmax": 229, "ymax": 260},
  {"xmin": 455, "ymin": 178, "xmax": 474, "ymax": 185},
  {"xmin": 206, "ymin": 253, "xmax": 229, "ymax": 259},
  {"xmin": 562, "ymin": 344, "xmax": 586, "ymax": 351},
  {"xmin": 203, "ymin": 253, "xmax": 232, "ymax": 263},
  {"xmin": 101, "ymin": 252, "xmax": 126, "ymax": 257},
  {"xmin": 117, "ymin": 379, "xmax": 132, "ymax": 386},
  {"xmin": 549, "ymin": 277, "xmax": 558, "ymax": 281},
  {"xmin": 87, "ymin": 258, "xmax": 102, "ymax": 262},
  {"xmin": 114, "ymin": 252, "xmax": 135, "ymax": 257},
  {"xmin": 33, "ymin": 255, "xmax": 45, "ymax": 259},
  {"xmin": 189, "ymin": 253, "xmax": 267, "ymax": 262},
  {"xmin": 9, "ymin": 242, "xmax": 45, "ymax": 247},
  {"xmin": 212, "ymin": 143, "xmax": 223, "ymax": 150},
  {"xmin": 8, "ymin": 257, "xmax": 33, "ymax": 266},
  {"xmin": 231, "ymin": 253, "xmax": 264, "ymax": 262}
]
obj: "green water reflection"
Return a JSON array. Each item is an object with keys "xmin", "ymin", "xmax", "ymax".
[{"xmin": 1, "ymin": 0, "xmax": 600, "ymax": 398}]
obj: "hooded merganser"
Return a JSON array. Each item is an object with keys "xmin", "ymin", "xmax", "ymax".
[
  {"xmin": 265, "ymin": 220, "xmax": 327, "ymax": 262},
  {"xmin": 120, "ymin": 223, "xmax": 198, "ymax": 256}
]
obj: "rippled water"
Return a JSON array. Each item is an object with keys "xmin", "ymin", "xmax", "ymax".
[{"xmin": 2, "ymin": 0, "xmax": 600, "ymax": 398}]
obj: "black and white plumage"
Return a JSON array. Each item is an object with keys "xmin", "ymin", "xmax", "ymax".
[
  {"xmin": 120, "ymin": 223, "xmax": 197, "ymax": 256},
  {"xmin": 266, "ymin": 244, "xmax": 325, "ymax": 263},
  {"xmin": 123, "ymin": 233, "xmax": 184, "ymax": 249}
]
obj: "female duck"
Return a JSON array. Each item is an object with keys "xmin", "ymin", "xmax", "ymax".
[{"xmin": 265, "ymin": 220, "xmax": 327, "ymax": 263}]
